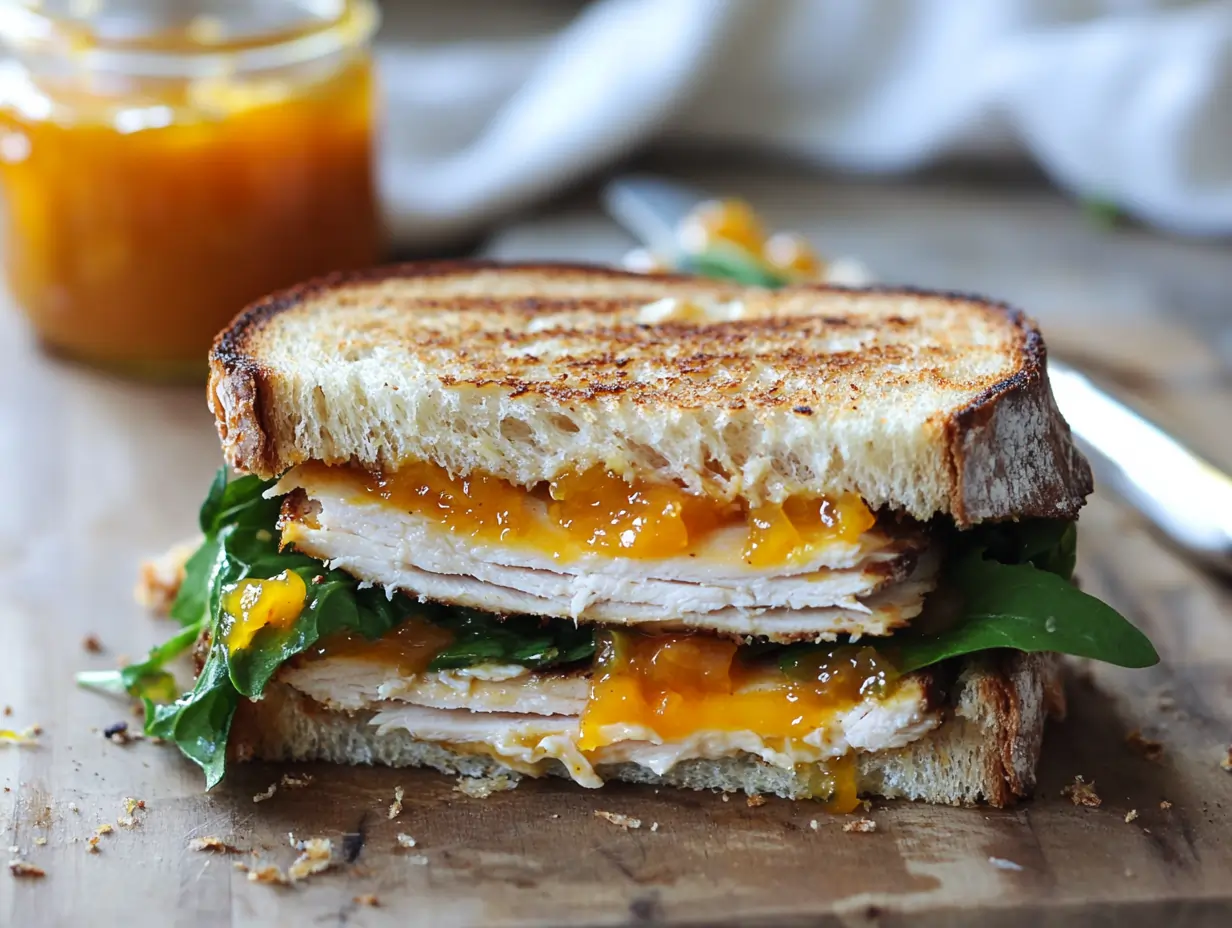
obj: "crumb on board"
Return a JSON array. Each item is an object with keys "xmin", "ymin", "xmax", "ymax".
[
  {"xmin": 82, "ymin": 634, "xmax": 103, "ymax": 654},
  {"xmin": 1220, "ymin": 745, "xmax": 1232, "ymax": 773},
  {"xmin": 189, "ymin": 837, "xmax": 239, "ymax": 853},
  {"xmin": 94, "ymin": 824, "xmax": 113, "ymax": 837},
  {"xmin": 843, "ymin": 819, "xmax": 877, "ymax": 834},
  {"xmin": 104, "ymin": 722, "xmax": 140, "ymax": 746},
  {"xmin": 245, "ymin": 862, "xmax": 287, "ymax": 885},
  {"xmin": 33, "ymin": 838, "xmax": 46, "ymax": 847},
  {"xmin": 746, "ymin": 795, "xmax": 766, "ymax": 808},
  {"xmin": 650, "ymin": 822, "xmax": 660, "ymax": 832},
  {"xmin": 8, "ymin": 859, "xmax": 45, "ymax": 878},
  {"xmin": 594, "ymin": 811, "xmax": 642, "ymax": 830},
  {"xmin": 453, "ymin": 774, "xmax": 517, "ymax": 799},
  {"xmin": 0, "ymin": 726, "xmax": 41, "ymax": 746},
  {"xmin": 989, "ymin": 857, "xmax": 1024, "ymax": 871},
  {"xmin": 279, "ymin": 773, "xmax": 313, "ymax": 790},
  {"xmin": 117, "ymin": 797, "xmax": 145, "ymax": 828},
  {"xmin": 134, "ymin": 539, "xmax": 198, "ymax": 612},
  {"xmin": 68, "ymin": 803, "xmax": 79, "ymax": 814},
  {"xmin": 1125, "ymin": 730, "xmax": 1164, "ymax": 762},
  {"xmin": 87, "ymin": 836, "xmax": 101, "ymax": 854},
  {"xmin": 809, "ymin": 819, "xmax": 820, "ymax": 832},
  {"xmin": 388, "ymin": 785, "xmax": 404, "ymax": 820},
  {"xmin": 253, "ymin": 783, "xmax": 278, "ymax": 804},
  {"xmin": 396, "ymin": 834, "xmax": 417, "ymax": 849},
  {"xmin": 354, "ymin": 894, "xmax": 379, "ymax": 907},
  {"xmin": 721, "ymin": 793, "xmax": 730, "ymax": 802},
  {"xmin": 1061, "ymin": 775, "xmax": 1102, "ymax": 808},
  {"xmin": 1125, "ymin": 809, "xmax": 1139, "ymax": 823},
  {"xmin": 1160, "ymin": 800, "xmax": 1172, "ymax": 810},
  {"xmin": 287, "ymin": 838, "xmax": 334, "ymax": 883}
]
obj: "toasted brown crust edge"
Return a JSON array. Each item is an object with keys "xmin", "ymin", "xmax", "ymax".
[{"xmin": 207, "ymin": 261, "xmax": 1091, "ymax": 523}]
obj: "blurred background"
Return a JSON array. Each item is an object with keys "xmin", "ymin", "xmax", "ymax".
[{"xmin": 1, "ymin": 0, "xmax": 1230, "ymax": 378}]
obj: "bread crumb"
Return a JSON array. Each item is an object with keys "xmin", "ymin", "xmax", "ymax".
[
  {"xmin": 104, "ymin": 722, "xmax": 137, "ymax": 746},
  {"xmin": 246, "ymin": 862, "xmax": 288, "ymax": 885},
  {"xmin": 1220, "ymin": 746, "xmax": 1232, "ymax": 773},
  {"xmin": 1125, "ymin": 730, "xmax": 1164, "ymax": 762},
  {"xmin": 388, "ymin": 785, "xmax": 404, "ymax": 820},
  {"xmin": 594, "ymin": 811, "xmax": 641, "ymax": 830},
  {"xmin": 1125, "ymin": 809, "xmax": 1139, "ymax": 823},
  {"xmin": 843, "ymin": 819, "xmax": 877, "ymax": 834},
  {"xmin": 746, "ymin": 795, "xmax": 766, "ymax": 808},
  {"xmin": 353, "ymin": 894, "xmax": 379, "ymax": 907},
  {"xmin": 989, "ymin": 856, "xmax": 1023, "ymax": 871},
  {"xmin": 1160, "ymin": 800, "xmax": 1172, "ymax": 810},
  {"xmin": 117, "ymin": 797, "xmax": 145, "ymax": 828},
  {"xmin": 82, "ymin": 634, "xmax": 103, "ymax": 654},
  {"xmin": 188, "ymin": 836, "xmax": 239, "ymax": 853},
  {"xmin": 135, "ymin": 539, "xmax": 197, "ymax": 613},
  {"xmin": 279, "ymin": 773, "xmax": 313, "ymax": 789},
  {"xmin": 1061, "ymin": 775, "xmax": 1102, "ymax": 808},
  {"xmin": 33, "ymin": 838, "xmax": 46, "ymax": 847},
  {"xmin": 253, "ymin": 783, "xmax": 277, "ymax": 804},
  {"xmin": 287, "ymin": 838, "xmax": 333, "ymax": 883},
  {"xmin": 453, "ymin": 774, "xmax": 516, "ymax": 799},
  {"xmin": 86, "ymin": 836, "xmax": 101, "ymax": 854},
  {"xmin": 94, "ymin": 824, "xmax": 113, "ymax": 837},
  {"xmin": 809, "ymin": 819, "xmax": 820, "ymax": 832},
  {"xmin": 721, "ymin": 793, "xmax": 730, "ymax": 802},
  {"xmin": 8, "ymin": 859, "xmax": 45, "ymax": 878},
  {"xmin": 0, "ymin": 726, "xmax": 41, "ymax": 745},
  {"xmin": 650, "ymin": 822, "xmax": 659, "ymax": 832},
  {"xmin": 396, "ymin": 833, "xmax": 417, "ymax": 849}
]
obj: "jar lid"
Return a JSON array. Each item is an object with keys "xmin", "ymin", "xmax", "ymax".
[{"xmin": 0, "ymin": 0, "xmax": 379, "ymax": 78}]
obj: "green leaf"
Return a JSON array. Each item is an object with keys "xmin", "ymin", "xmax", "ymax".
[
  {"xmin": 149, "ymin": 649, "xmax": 240, "ymax": 789},
  {"xmin": 76, "ymin": 619, "xmax": 205, "ymax": 702},
  {"xmin": 680, "ymin": 243, "xmax": 789, "ymax": 288},
  {"xmin": 890, "ymin": 549, "xmax": 1159, "ymax": 673},
  {"xmin": 169, "ymin": 536, "xmax": 221, "ymax": 626}
]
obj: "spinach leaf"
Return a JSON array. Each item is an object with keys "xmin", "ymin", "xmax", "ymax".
[
  {"xmin": 891, "ymin": 546, "xmax": 1158, "ymax": 673},
  {"xmin": 120, "ymin": 468, "xmax": 597, "ymax": 788},
  {"xmin": 76, "ymin": 619, "xmax": 204, "ymax": 703}
]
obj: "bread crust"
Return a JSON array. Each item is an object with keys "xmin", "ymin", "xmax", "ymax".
[
  {"xmin": 208, "ymin": 262, "xmax": 1091, "ymax": 524},
  {"xmin": 229, "ymin": 652, "xmax": 1064, "ymax": 807}
]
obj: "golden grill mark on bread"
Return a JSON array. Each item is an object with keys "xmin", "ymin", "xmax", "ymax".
[{"xmin": 209, "ymin": 261, "xmax": 1091, "ymax": 524}]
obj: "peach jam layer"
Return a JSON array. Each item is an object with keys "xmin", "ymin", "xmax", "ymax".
[
  {"xmin": 296, "ymin": 461, "xmax": 875, "ymax": 566},
  {"xmin": 576, "ymin": 631, "xmax": 897, "ymax": 810}
]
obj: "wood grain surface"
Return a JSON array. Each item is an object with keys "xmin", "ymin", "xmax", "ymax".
[{"xmin": 2, "ymin": 171, "xmax": 1230, "ymax": 927}]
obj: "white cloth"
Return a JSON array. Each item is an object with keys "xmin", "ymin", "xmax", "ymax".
[{"xmin": 378, "ymin": 0, "xmax": 1232, "ymax": 245}]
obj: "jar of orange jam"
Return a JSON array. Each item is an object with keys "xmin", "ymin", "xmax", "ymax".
[{"xmin": 0, "ymin": 0, "xmax": 381, "ymax": 376}]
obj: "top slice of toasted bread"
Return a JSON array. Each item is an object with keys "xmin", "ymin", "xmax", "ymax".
[{"xmin": 208, "ymin": 261, "xmax": 1091, "ymax": 524}]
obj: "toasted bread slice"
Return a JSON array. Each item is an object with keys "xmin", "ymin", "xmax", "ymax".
[
  {"xmin": 209, "ymin": 262, "xmax": 1090, "ymax": 524},
  {"xmin": 230, "ymin": 652, "xmax": 1064, "ymax": 807}
]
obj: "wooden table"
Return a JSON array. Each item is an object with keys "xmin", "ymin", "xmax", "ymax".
[{"xmin": 2, "ymin": 169, "xmax": 1230, "ymax": 926}]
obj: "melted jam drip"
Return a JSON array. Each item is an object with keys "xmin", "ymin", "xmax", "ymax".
[
  {"xmin": 309, "ymin": 618, "xmax": 456, "ymax": 676},
  {"xmin": 221, "ymin": 570, "xmax": 307, "ymax": 652},
  {"xmin": 577, "ymin": 631, "xmax": 897, "ymax": 811},
  {"xmin": 306, "ymin": 461, "xmax": 874, "ymax": 567}
]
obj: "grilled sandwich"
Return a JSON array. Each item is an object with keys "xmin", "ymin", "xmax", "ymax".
[{"xmin": 118, "ymin": 262, "xmax": 1157, "ymax": 808}]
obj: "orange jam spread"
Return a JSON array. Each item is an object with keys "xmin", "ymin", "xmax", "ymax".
[
  {"xmin": 308, "ymin": 618, "xmax": 456, "ymax": 676},
  {"xmin": 577, "ymin": 631, "xmax": 894, "ymax": 809},
  {"xmin": 303, "ymin": 461, "xmax": 874, "ymax": 567},
  {"xmin": 0, "ymin": 8, "xmax": 380, "ymax": 373},
  {"xmin": 221, "ymin": 570, "xmax": 308, "ymax": 652}
]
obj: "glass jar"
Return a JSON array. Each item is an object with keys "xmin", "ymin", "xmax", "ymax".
[{"xmin": 0, "ymin": 0, "xmax": 382, "ymax": 377}]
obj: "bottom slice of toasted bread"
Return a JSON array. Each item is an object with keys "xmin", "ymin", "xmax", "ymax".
[{"xmin": 230, "ymin": 652, "xmax": 1064, "ymax": 807}]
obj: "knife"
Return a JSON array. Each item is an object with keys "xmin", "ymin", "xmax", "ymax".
[{"xmin": 602, "ymin": 174, "xmax": 1232, "ymax": 577}]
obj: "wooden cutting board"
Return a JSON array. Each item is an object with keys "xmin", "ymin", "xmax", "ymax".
[{"xmin": 2, "ymin": 173, "xmax": 1231, "ymax": 927}]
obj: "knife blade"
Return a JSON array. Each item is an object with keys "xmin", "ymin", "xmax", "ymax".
[{"xmin": 601, "ymin": 174, "xmax": 1232, "ymax": 576}]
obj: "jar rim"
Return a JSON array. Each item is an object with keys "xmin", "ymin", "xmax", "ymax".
[{"xmin": 0, "ymin": 0, "xmax": 379, "ymax": 78}]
